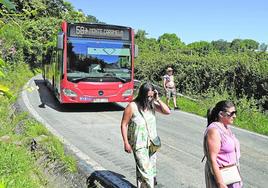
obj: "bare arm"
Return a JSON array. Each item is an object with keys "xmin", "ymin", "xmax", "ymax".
[
  {"xmin": 120, "ymin": 102, "xmax": 133, "ymax": 153},
  {"xmin": 207, "ymin": 128, "xmax": 228, "ymax": 188},
  {"xmin": 154, "ymin": 90, "xmax": 171, "ymax": 114},
  {"xmin": 163, "ymin": 77, "xmax": 167, "ymax": 91}
]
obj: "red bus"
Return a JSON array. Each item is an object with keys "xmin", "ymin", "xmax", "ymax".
[{"xmin": 43, "ymin": 21, "xmax": 137, "ymax": 103}]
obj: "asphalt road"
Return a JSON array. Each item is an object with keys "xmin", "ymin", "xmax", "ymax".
[{"xmin": 20, "ymin": 76, "xmax": 268, "ymax": 188}]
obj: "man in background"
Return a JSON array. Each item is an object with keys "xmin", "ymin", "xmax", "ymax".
[{"xmin": 163, "ymin": 67, "xmax": 179, "ymax": 110}]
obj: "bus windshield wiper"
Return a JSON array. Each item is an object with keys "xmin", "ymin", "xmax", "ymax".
[
  {"xmin": 103, "ymin": 76, "xmax": 127, "ymax": 83},
  {"xmin": 71, "ymin": 76, "xmax": 94, "ymax": 83},
  {"xmin": 70, "ymin": 76, "xmax": 127, "ymax": 83}
]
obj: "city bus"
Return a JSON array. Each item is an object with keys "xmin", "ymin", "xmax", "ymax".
[{"xmin": 43, "ymin": 21, "xmax": 138, "ymax": 103}]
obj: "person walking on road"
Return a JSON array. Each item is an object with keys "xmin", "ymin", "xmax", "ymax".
[
  {"xmin": 203, "ymin": 100, "xmax": 242, "ymax": 188},
  {"xmin": 121, "ymin": 82, "xmax": 170, "ymax": 188},
  {"xmin": 163, "ymin": 67, "xmax": 179, "ymax": 110}
]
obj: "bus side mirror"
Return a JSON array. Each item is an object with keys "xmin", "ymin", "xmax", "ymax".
[
  {"xmin": 134, "ymin": 45, "xmax": 138, "ymax": 58},
  {"xmin": 57, "ymin": 32, "xmax": 64, "ymax": 50}
]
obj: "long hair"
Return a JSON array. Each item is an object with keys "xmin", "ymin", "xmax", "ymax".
[
  {"xmin": 134, "ymin": 82, "xmax": 156, "ymax": 113},
  {"xmin": 207, "ymin": 100, "xmax": 235, "ymax": 127}
]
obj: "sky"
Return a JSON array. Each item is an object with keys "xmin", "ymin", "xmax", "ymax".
[{"xmin": 66, "ymin": 0, "xmax": 268, "ymax": 44}]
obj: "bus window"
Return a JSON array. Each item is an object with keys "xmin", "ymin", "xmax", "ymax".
[{"xmin": 67, "ymin": 38, "xmax": 132, "ymax": 82}]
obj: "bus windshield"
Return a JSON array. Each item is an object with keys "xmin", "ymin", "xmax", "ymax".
[{"xmin": 67, "ymin": 38, "xmax": 132, "ymax": 82}]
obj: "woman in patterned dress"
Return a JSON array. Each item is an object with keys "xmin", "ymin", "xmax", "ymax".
[
  {"xmin": 121, "ymin": 82, "xmax": 171, "ymax": 188},
  {"xmin": 203, "ymin": 100, "xmax": 242, "ymax": 188}
]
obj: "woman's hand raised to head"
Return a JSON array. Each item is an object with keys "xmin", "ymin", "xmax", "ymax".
[
  {"xmin": 153, "ymin": 89, "xmax": 160, "ymax": 101},
  {"xmin": 154, "ymin": 98, "xmax": 171, "ymax": 114}
]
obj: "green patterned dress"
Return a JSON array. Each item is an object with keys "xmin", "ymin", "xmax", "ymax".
[{"xmin": 128, "ymin": 102, "xmax": 158, "ymax": 188}]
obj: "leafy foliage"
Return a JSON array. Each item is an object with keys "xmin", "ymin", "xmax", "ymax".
[
  {"xmin": 176, "ymin": 92, "xmax": 268, "ymax": 135},
  {"xmin": 0, "ymin": 0, "xmax": 16, "ymax": 10},
  {"xmin": 135, "ymin": 31, "xmax": 268, "ymax": 111},
  {"xmin": 158, "ymin": 33, "xmax": 185, "ymax": 51},
  {"xmin": 0, "ymin": 2, "xmax": 266, "ymax": 188},
  {"xmin": 0, "ymin": 0, "xmax": 101, "ymax": 69},
  {"xmin": 0, "ymin": 1, "xmax": 94, "ymax": 186},
  {"xmin": 0, "ymin": 58, "xmax": 13, "ymax": 98}
]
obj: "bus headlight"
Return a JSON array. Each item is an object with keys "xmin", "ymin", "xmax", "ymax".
[
  {"xmin": 63, "ymin": 88, "xmax": 77, "ymax": 97},
  {"xmin": 122, "ymin": 89, "xmax": 133, "ymax": 97}
]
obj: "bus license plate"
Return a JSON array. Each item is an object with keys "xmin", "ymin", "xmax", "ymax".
[{"xmin": 93, "ymin": 98, "xmax": 108, "ymax": 103}]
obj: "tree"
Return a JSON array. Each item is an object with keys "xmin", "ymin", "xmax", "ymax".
[
  {"xmin": 231, "ymin": 39, "xmax": 244, "ymax": 52},
  {"xmin": 231, "ymin": 39, "xmax": 259, "ymax": 52},
  {"xmin": 135, "ymin": 30, "xmax": 148, "ymax": 42},
  {"xmin": 259, "ymin": 43, "xmax": 268, "ymax": 52},
  {"xmin": 243, "ymin": 39, "xmax": 259, "ymax": 51},
  {"xmin": 86, "ymin": 15, "xmax": 101, "ymax": 23},
  {"xmin": 2, "ymin": 0, "xmax": 66, "ymax": 19},
  {"xmin": 158, "ymin": 33, "xmax": 185, "ymax": 51},
  {"xmin": 0, "ymin": 0, "xmax": 16, "ymax": 10},
  {"xmin": 187, "ymin": 41, "xmax": 212, "ymax": 55},
  {"xmin": 211, "ymin": 39, "xmax": 230, "ymax": 53}
]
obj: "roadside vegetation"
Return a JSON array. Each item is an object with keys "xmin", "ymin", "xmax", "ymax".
[
  {"xmin": 0, "ymin": 0, "xmax": 95, "ymax": 187},
  {"xmin": 0, "ymin": 63, "xmax": 76, "ymax": 188},
  {"xmin": 135, "ymin": 31, "xmax": 268, "ymax": 136},
  {"xmin": 175, "ymin": 94, "xmax": 268, "ymax": 135},
  {"xmin": 0, "ymin": 55, "xmax": 77, "ymax": 187},
  {"xmin": 0, "ymin": 0, "xmax": 267, "ymax": 187}
]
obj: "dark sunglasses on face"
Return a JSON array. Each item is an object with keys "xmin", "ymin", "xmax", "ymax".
[{"xmin": 225, "ymin": 111, "xmax": 237, "ymax": 117}]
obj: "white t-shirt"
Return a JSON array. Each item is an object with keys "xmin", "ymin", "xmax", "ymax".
[{"xmin": 164, "ymin": 74, "xmax": 175, "ymax": 88}]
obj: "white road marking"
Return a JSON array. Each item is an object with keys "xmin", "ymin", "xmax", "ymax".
[{"xmin": 21, "ymin": 78, "xmax": 132, "ymax": 188}]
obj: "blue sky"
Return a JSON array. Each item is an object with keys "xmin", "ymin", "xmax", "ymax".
[{"xmin": 67, "ymin": 0, "xmax": 268, "ymax": 44}]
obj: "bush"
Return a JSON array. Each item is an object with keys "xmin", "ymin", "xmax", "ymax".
[
  {"xmin": 176, "ymin": 92, "xmax": 268, "ymax": 135},
  {"xmin": 135, "ymin": 40, "xmax": 268, "ymax": 110}
]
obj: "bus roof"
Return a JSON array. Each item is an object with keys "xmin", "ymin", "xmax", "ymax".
[{"xmin": 67, "ymin": 22, "xmax": 132, "ymax": 30}]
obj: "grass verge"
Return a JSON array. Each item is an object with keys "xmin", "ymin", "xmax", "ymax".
[
  {"xmin": 173, "ymin": 94, "xmax": 268, "ymax": 136},
  {"xmin": 0, "ymin": 63, "xmax": 77, "ymax": 187}
]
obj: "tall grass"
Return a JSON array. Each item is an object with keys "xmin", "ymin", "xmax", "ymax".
[
  {"xmin": 175, "ymin": 92, "xmax": 268, "ymax": 135},
  {"xmin": 0, "ymin": 97, "xmax": 45, "ymax": 187},
  {"xmin": 0, "ymin": 62, "xmax": 77, "ymax": 187},
  {"xmin": 0, "ymin": 143, "xmax": 45, "ymax": 188},
  {"xmin": 25, "ymin": 120, "xmax": 77, "ymax": 172}
]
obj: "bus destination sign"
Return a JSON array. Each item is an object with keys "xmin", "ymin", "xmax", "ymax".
[{"xmin": 68, "ymin": 24, "xmax": 130, "ymax": 40}]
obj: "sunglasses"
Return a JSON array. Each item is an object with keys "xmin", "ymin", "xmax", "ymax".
[{"xmin": 225, "ymin": 111, "xmax": 237, "ymax": 117}]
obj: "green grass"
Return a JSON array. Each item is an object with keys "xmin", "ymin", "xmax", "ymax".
[
  {"xmin": 0, "ymin": 106, "xmax": 77, "ymax": 187},
  {"xmin": 0, "ymin": 143, "xmax": 44, "ymax": 188},
  {"xmin": 235, "ymin": 98, "xmax": 268, "ymax": 135},
  {"xmin": 174, "ymin": 94, "xmax": 268, "ymax": 136},
  {"xmin": 43, "ymin": 136, "xmax": 77, "ymax": 172},
  {"xmin": 24, "ymin": 120, "xmax": 77, "ymax": 172},
  {"xmin": 178, "ymin": 97, "xmax": 207, "ymax": 116},
  {"xmin": 0, "ymin": 63, "xmax": 77, "ymax": 187}
]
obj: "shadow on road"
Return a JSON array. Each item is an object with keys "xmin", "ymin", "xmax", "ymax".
[
  {"xmin": 34, "ymin": 79, "xmax": 125, "ymax": 113},
  {"xmin": 86, "ymin": 170, "xmax": 135, "ymax": 188}
]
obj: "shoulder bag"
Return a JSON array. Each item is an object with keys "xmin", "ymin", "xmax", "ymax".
[
  {"xmin": 202, "ymin": 126, "xmax": 242, "ymax": 185},
  {"xmin": 137, "ymin": 106, "xmax": 161, "ymax": 154},
  {"xmin": 219, "ymin": 133, "xmax": 241, "ymax": 185},
  {"xmin": 220, "ymin": 164, "xmax": 241, "ymax": 185}
]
